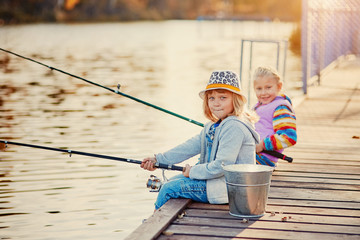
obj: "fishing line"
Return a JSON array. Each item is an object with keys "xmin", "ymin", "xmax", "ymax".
[
  {"xmin": 0, "ymin": 140, "xmax": 184, "ymax": 171},
  {"xmin": 0, "ymin": 48, "xmax": 293, "ymax": 162}
]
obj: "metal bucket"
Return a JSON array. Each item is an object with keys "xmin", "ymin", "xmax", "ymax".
[{"xmin": 223, "ymin": 164, "xmax": 274, "ymax": 218}]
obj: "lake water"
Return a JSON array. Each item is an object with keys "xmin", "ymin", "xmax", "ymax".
[{"xmin": 0, "ymin": 20, "xmax": 301, "ymax": 239}]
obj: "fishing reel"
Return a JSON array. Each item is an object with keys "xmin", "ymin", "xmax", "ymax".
[
  {"xmin": 146, "ymin": 175, "xmax": 162, "ymax": 192},
  {"xmin": 146, "ymin": 169, "xmax": 168, "ymax": 192}
]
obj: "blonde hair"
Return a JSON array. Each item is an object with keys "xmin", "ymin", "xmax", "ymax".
[
  {"xmin": 203, "ymin": 90, "xmax": 258, "ymax": 123},
  {"xmin": 253, "ymin": 66, "xmax": 282, "ymax": 83}
]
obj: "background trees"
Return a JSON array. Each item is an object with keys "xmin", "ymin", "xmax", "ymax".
[{"xmin": 0, "ymin": 0, "xmax": 301, "ymax": 24}]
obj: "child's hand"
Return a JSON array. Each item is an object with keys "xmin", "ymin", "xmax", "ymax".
[
  {"xmin": 256, "ymin": 141, "xmax": 264, "ymax": 153},
  {"xmin": 141, "ymin": 157, "xmax": 157, "ymax": 171},
  {"xmin": 182, "ymin": 164, "xmax": 191, "ymax": 177}
]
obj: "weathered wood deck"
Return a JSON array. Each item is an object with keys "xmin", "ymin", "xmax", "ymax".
[{"xmin": 125, "ymin": 57, "xmax": 360, "ymax": 240}]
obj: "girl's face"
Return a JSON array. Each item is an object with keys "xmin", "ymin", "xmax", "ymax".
[
  {"xmin": 207, "ymin": 90, "xmax": 234, "ymax": 120},
  {"xmin": 254, "ymin": 76, "xmax": 282, "ymax": 105}
]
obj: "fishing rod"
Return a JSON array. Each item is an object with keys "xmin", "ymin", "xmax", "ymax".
[
  {"xmin": 0, "ymin": 48, "xmax": 293, "ymax": 163},
  {"xmin": 0, "ymin": 48, "xmax": 204, "ymax": 127},
  {"xmin": 262, "ymin": 150, "xmax": 293, "ymax": 163},
  {"xmin": 0, "ymin": 140, "xmax": 184, "ymax": 172}
]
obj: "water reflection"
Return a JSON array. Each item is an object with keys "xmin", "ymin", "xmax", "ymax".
[{"xmin": 0, "ymin": 20, "xmax": 301, "ymax": 239}]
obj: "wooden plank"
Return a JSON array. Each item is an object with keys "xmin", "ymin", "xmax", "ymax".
[
  {"xmin": 281, "ymin": 159, "xmax": 360, "ymax": 166},
  {"xmin": 275, "ymin": 164, "xmax": 360, "ymax": 174},
  {"xmin": 271, "ymin": 175, "xmax": 360, "ymax": 185},
  {"xmin": 184, "ymin": 208, "xmax": 360, "ymax": 226},
  {"xmin": 158, "ymin": 233, "xmax": 254, "ymax": 240},
  {"xmin": 288, "ymin": 144, "xmax": 360, "ymax": 152},
  {"xmin": 288, "ymin": 144, "xmax": 360, "ymax": 153},
  {"xmin": 268, "ymin": 187, "xmax": 360, "ymax": 202},
  {"xmin": 174, "ymin": 216, "xmax": 360, "ymax": 234},
  {"xmin": 188, "ymin": 203, "xmax": 360, "ymax": 217},
  {"xmin": 287, "ymin": 149, "xmax": 360, "ymax": 157},
  {"xmin": 268, "ymin": 205, "xmax": 360, "ymax": 218},
  {"xmin": 267, "ymin": 198, "xmax": 360, "ymax": 210},
  {"xmin": 273, "ymin": 171, "xmax": 360, "ymax": 180},
  {"xmin": 288, "ymin": 151, "xmax": 360, "ymax": 158},
  {"xmin": 158, "ymin": 235, "xmax": 253, "ymax": 240},
  {"xmin": 191, "ymin": 198, "xmax": 360, "ymax": 211},
  {"xmin": 161, "ymin": 225, "xmax": 360, "ymax": 240},
  {"xmin": 124, "ymin": 199, "xmax": 191, "ymax": 240},
  {"xmin": 269, "ymin": 180, "xmax": 360, "ymax": 191}
]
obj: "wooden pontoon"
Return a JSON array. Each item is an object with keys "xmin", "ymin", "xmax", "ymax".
[{"xmin": 125, "ymin": 58, "xmax": 360, "ymax": 240}]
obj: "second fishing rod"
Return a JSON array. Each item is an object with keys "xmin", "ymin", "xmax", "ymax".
[
  {"xmin": 1, "ymin": 48, "xmax": 292, "ymax": 162},
  {"xmin": 0, "ymin": 140, "xmax": 182, "ymax": 191},
  {"xmin": 0, "ymin": 48, "xmax": 204, "ymax": 127}
]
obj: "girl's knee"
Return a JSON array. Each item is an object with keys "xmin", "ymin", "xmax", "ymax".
[
  {"xmin": 168, "ymin": 174, "xmax": 186, "ymax": 181},
  {"xmin": 160, "ymin": 179, "xmax": 181, "ymax": 193}
]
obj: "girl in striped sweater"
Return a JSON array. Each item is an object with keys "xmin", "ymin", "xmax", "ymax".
[{"xmin": 252, "ymin": 66, "xmax": 297, "ymax": 167}]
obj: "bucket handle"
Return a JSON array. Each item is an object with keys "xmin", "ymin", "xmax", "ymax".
[{"xmin": 226, "ymin": 182, "xmax": 269, "ymax": 187}]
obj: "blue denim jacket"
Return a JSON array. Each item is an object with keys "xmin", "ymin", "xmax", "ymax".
[{"xmin": 155, "ymin": 116, "xmax": 260, "ymax": 204}]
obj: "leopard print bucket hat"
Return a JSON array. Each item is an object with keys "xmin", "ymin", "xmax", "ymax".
[{"xmin": 199, "ymin": 70, "xmax": 247, "ymax": 103}]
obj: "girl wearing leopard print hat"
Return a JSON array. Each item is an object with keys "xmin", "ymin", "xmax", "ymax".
[{"xmin": 141, "ymin": 70, "xmax": 260, "ymax": 210}]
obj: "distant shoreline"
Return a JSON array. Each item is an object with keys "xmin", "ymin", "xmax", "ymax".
[{"xmin": 0, "ymin": 0, "xmax": 301, "ymax": 25}]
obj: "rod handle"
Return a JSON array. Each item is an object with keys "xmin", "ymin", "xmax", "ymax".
[
  {"xmin": 154, "ymin": 162, "xmax": 184, "ymax": 172},
  {"xmin": 262, "ymin": 150, "xmax": 293, "ymax": 163}
]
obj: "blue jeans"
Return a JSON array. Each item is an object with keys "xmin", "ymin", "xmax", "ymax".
[{"xmin": 154, "ymin": 174, "xmax": 208, "ymax": 210}]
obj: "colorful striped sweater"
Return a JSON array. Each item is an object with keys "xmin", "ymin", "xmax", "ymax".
[{"xmin": 254, "ymin": 94, "xmax": 297, "ymax": 166}]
